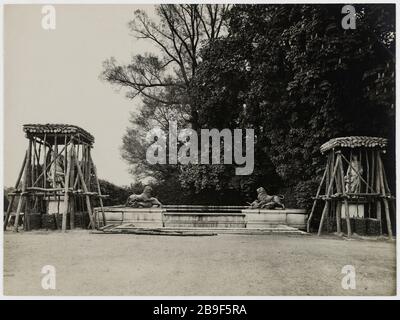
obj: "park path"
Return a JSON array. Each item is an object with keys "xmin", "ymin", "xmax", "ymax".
[{"xmin": 3, "ymin": 231, "xmax": 396, "ymax": 296}]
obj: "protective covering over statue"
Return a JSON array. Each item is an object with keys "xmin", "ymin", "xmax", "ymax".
[
  {"xmin": 344, "ymin": 154, "xmax": 363, "ymax": 193},
  {"xmin": 125, "ymin": 186, "xmax": 162, "ymax": 208},
  {"xmin": 249, "ymin": 187, "xmax": 285, "ymax": 209}
]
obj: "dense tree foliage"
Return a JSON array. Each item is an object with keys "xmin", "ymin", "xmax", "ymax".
[
  {"xmin": 103, "ymin": 4, "xmax": 395, "ymax": 207},
  {"xmin": 102, "ymin": 5, "xmax": 230, "ymax": 182},
  {"xmin": 98, "ymin": 180, "xmax": 131, "ymax": 206},
  {"xmin": 189, "ymin": 4, "xmax": 395, "ymax": 207},
  {"xmin": 98, "ymin": 179, "xmax": 190, "ymax": 206}
]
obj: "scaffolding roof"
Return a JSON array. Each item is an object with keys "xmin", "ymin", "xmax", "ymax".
[
  {"xmin": 23, "ymin": 123, "xmax": 94, "ymax": 144},
  {"xmin": 320, "ymin": 136, "xmax": 387, "ymax": 154}
]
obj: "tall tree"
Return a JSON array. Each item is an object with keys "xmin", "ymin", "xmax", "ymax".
[
  {"xmin": 101, "ymin": 4, "xmax": 230, "ymax": 181},
  {"xmin": 190, "ymin": 4, "xmax": 395, "ymax": 207}
]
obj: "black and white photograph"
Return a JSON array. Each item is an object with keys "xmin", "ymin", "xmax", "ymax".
[{"xmin": 1, "ymin": 1, "xmax": 398, "ymax": 301}]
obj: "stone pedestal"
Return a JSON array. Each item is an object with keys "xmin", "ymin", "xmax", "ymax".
[
  {"xmin": 340, "ymin": 201, "xmax": 365, "ymax": 218},
  {"xmin": 47, "ymin": 196, "xmax": 67, "ymax": 214},
  {"xmin": 96, "ymin": 206, "xmax": 308, "ymax": 230},
  {"xmin": 95, "ymin": 206, "xmax": 164, "ymax": 228},
  {"xmin": 243, "ymin": 208, "xmax": 307, "ymax": 229},
  {"xmin": 163, "ymin": 212, "xmax": 246, "ymax": 228}
]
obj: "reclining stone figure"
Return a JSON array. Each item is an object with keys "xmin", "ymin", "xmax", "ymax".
[
  {"xmin": 249, "ymin": 187, "xmax": 285, "ymax": 209},
  {"xmin": 125, "ymin": 186, "xmax": 162, "ymax": 208}
]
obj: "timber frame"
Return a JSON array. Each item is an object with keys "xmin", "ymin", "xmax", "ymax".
[
  {"xmin": 307, "ymin": 136, "xmax": 395, "ymax": 239},
  {"xmin": 4, "ymin": 124, "xmax": 106, "ymax": 232}
]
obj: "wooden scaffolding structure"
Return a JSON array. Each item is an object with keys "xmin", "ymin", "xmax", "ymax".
[
  {"xmin": 307, "ymin": 136, "xmax": 395, "ymax": 239},
  {"xmin": 4, "ymin": 124, "xmax": 106, "ymax": 232}
]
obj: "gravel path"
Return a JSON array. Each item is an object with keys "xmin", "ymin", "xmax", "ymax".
[{"xmin": 3, "ymin": 230, "xmax": 396, "ymax": 296}]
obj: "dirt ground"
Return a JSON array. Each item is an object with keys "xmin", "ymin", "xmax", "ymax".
[{"xmin": 3, "ymin": 230, "xmax": 396, "ymax": 296}]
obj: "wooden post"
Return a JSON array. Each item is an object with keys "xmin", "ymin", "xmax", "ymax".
[
  {"xmin": 64, "ymin": 135, "xmax": 68, "ymax": 178},
  {"xmin": 358, "ymin": 149, "xmax": 362, "ymax": 193},
  {"xmin": 371, "ymin": 150, "xmax": 375, "ymax": 193},
  {"xmin": 377, "ymin": 153, "xmax": 393, "ymax": 240},
  {"xmin": 24, "ymin": 139, "xmax": 33, "ymax": 231},
  {"xmin": 52, "ymin": 135, "xmax": 57, "ymax": 188},
  {"xmin": 69, "ymin": 140, "xmax": 76, "ymax": 229},
  {"xmin": 380, "ymin": 160, "xmax": 396, "ymax": 222},
  {"xmin": 338, "ymin": 154, "xmax": 352, "ymax": 237},
  {"xmin": 334, "ymin": 156, "xmax": 343, "ymax": 234},
  {"xmin": 14, "ymin": 141, "xmax": 31, "ymax": 232},
  {"xmin": 13, "ymin": 194, "xmax": 25, "ymax": 232},
  {"xmin": 365, "ymin": 150, "xmax": 372, "ymax": 218},
  {"xmin": 365, "ymin": 150, "xmax": 370, "ymax": 194},
  {"xmin": 62, "ymin": 143, "xmax": 73, "ymax": 232},
  {"xmin": 334, "ymin": 159, "xmax": 343, "ymax": 234},
  {"xmin": 72, "ymin": 148, "xmax": 96, "ymax": 230},
  {"xmin": 318, "ymin": 155, "xmax": 340, "ymax": 236},
  {"xmin": 4, "ymin": 151, "xmax": 27, "ymax": 230},
  {"xmin": 87, "ymin": 147, "xmax": 92, "ymax": 189},
  {"xmin": 36, "ymin": 139, "xmax": 42, "ymax": 214},
  {"xmin": 374, "ymin": 151, "xmax": 382, "ymax": 234},
  {"xmin": 73, "ymin": 169, "xmax": 80, "ymax": 190},
  {"xmin": 90, "ymin": 155, "xmax": 106, "ymax": 227},
  {"xmin": 325, "ymin": 151, "xmax": 333, "ymax": 231},
  {"xmin": 317, "ymin": 203, "xmax": 329, "ymax": 236},
  {"xmin": 307, "ymin": 165, "xmax": 327, "ymax": 233},
  {"xmin": 4, "ymin": 198, "xmax": 14, "ymax": 230},
  {"xmin": 335, "ymin": 201, "xmax": 342, "ymax": 234},
  {"xmin": 381, "ymin": 157, "xmax": 391, "ymax": 193},
  {"xmin": 31, "ymin": 139, "xmax": 36, "ymax": 188},
  {"xmin": 43, "ymin": 134, "xmax": 47, "ymax": 189},
  {"xmin": 76, "ymin": 135, "xmax": 83, "ymax": 218},
  {"xmin": 81, "ymin": 145, "xmax": 86, "ymax": 187}
]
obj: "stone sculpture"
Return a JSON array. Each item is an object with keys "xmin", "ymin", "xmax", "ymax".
[
  {"xmin": 249, "ymin": 187, "xmax": 285, "ymax": 209},
  {"xmin": 345, "ymin": 154, "xmax": 363, "ymax": 193},
  {"xmin": 125, "ymin": 186, "xmax": 162, "ymax": 208}
]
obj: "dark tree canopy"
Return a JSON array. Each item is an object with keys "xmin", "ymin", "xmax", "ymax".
[
  {"xmin": 102, "ymin": 4, "xmax": 395, "ymax": 206},
  {"xmin": 190, "ymin": 4, "xmax": 395, "ymax": 206}
]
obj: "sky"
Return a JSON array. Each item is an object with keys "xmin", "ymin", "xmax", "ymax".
[{"xmin": 4, "ymin": 4, "xmax": 158, "ymax": 187}]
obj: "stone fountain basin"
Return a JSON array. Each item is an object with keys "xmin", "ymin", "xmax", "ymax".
[{"xmin": 94, "ymin": 206, "xmax": 308, "ymax": 230}]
